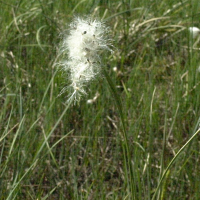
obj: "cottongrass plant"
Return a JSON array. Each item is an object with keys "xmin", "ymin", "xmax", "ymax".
[
  {"xmin": 59, "ymin": 16, "xmax": 111, "ymax": 103},
  {"xmin": 189, "ymin": 26, "xmax": 200, "ymax": 39},
  {"xmin": 58, "ymin": 16, "xmax": 136, "ymax": 197}
]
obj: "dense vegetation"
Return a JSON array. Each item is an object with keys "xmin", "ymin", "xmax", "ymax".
[{"xmin": 0, "ymin": 0, "xmax": 200, "ymax": 199}]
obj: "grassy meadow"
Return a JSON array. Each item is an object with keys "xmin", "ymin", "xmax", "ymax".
[{"xmin": 1, "ymin": 0, "xmax": 200, "ymax": 199}]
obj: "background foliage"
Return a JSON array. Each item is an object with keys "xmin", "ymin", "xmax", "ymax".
[{"xmin": 0, "ymin": 0, "xmax": 200, "ymax": 199}]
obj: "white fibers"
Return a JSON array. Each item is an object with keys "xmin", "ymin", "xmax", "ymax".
[{"xmin": 59, "ymin": 17, "xmax": 111, "ymax": 103}]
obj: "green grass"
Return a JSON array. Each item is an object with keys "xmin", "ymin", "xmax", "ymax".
[{"xmin": 1, "ymin": 0, "xmax": 200, "ymax": 199}]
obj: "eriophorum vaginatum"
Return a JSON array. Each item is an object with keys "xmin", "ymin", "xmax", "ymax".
[{"xmin": 59, "ymin": 16, "xmax": 111, "ymax": 103}]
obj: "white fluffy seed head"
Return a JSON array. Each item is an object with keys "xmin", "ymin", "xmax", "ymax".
[
  {"xmin": 189, "ymin": 27, "xmax": 200, "ymax": 39},
  {"xmin": 63, "ymin": 17, "xmax": 109, "ymax": 60},
  {"xmin": 59, "ymin": 16, "xmax": 111, "ymax": 103}
]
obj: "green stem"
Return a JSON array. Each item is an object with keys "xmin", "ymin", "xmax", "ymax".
[
  {"xmin": 151, "ymin": 128, "xmax": 200, "ymax": 200},
  {"xmin": 103, "ymin": 69, "xmax": 135, "ymax": 199}
]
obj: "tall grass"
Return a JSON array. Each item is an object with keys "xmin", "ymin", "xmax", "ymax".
[{"xmin": 1, "ymin": 0, "xmax": 200, "ymax": 199}]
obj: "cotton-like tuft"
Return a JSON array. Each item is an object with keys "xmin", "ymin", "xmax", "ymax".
[
  {"xmin": 59, "ymin": 17, "xmax": 111, "ymax": 103},
  {"xmin": 189, "ymin": 27, "xmax": 200, "ymax": 39}
]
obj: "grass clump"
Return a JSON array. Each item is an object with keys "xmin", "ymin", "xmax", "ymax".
[{"xmin": 1, "ymin": 0, "xmax": 200, "ymax": 199}]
